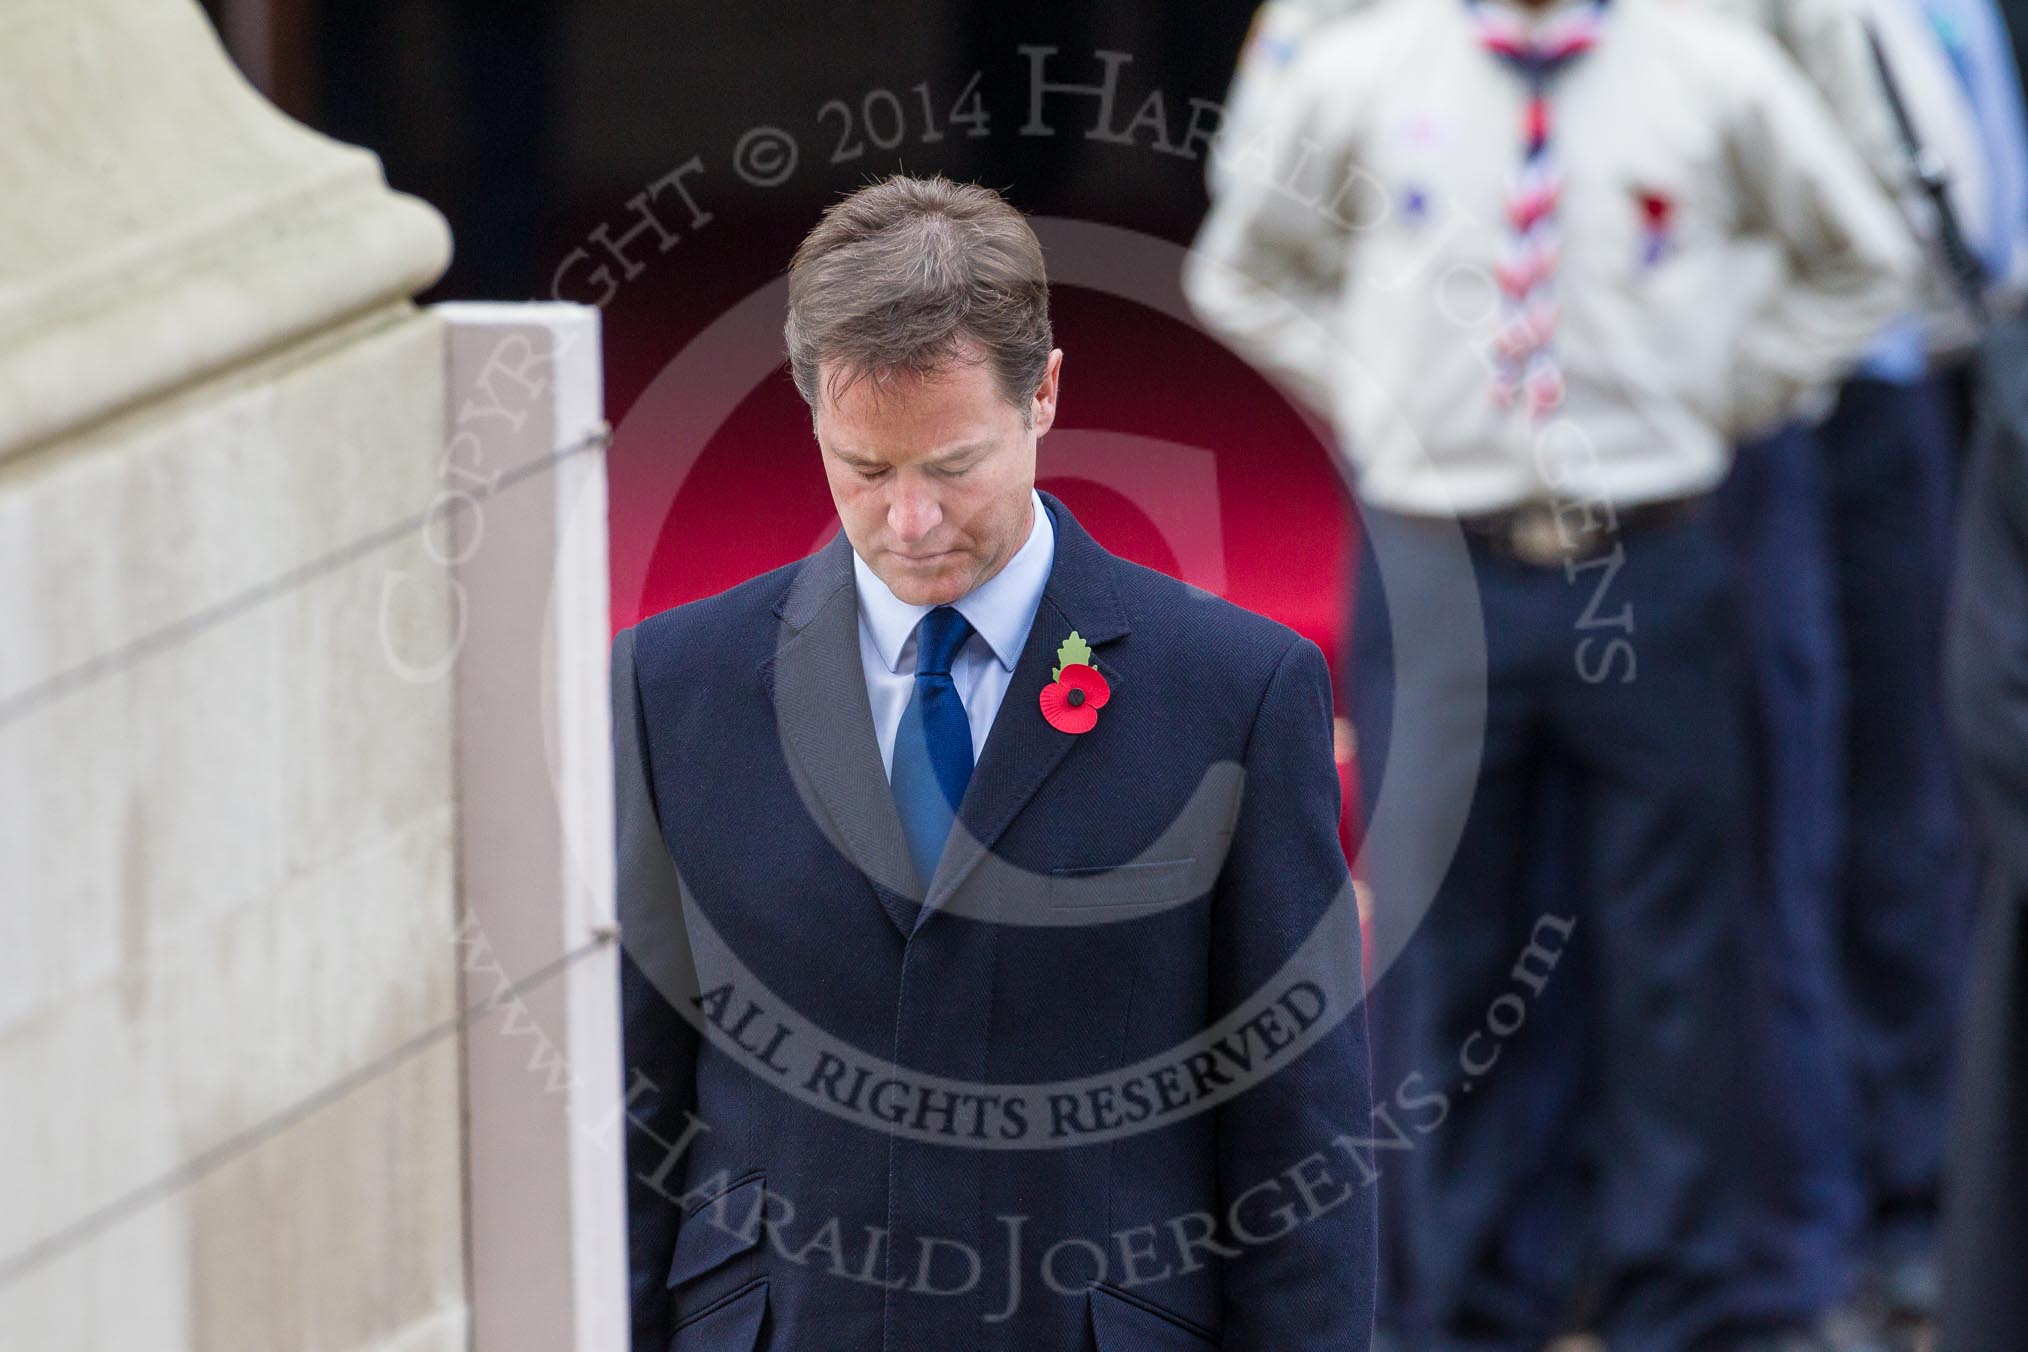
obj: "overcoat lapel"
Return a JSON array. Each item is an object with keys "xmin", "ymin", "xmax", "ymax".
[{"xmin": 760, "ymin": 529, "xmax": 923, "ymax": 936}]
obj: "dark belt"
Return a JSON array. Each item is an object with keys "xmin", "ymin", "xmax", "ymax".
[{"xmin": 1449, "ymin": 494, "xmax": 1708, "ymax": 566}]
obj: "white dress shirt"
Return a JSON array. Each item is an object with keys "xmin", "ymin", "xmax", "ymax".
[
  {"xmin": 1184, "ymin": 0, "xmax": 1919, "ymax": 517},
  {"xmin": 853, "ymin": 488, "xmax": 1056, "ymax": 781}
]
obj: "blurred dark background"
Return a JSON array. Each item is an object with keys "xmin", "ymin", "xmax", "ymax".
[{"xmin": 197, "ymin": 0, "xmax": 1259, "ymax": 297}]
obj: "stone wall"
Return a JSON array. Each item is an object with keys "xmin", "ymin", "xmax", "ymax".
[{"xmin": 0, "ymin": 2, "xmax": 469, "ymax": 1348}]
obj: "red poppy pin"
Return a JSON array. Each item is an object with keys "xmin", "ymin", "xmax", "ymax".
[{"xmin": 1039, "ymin": 630, "xmax": 1111, "ymax": 734}]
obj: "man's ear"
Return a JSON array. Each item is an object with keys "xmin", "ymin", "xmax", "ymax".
[{"xmin": 1030, "ymin": 348, "xmax": 1064, "ymax": 437}]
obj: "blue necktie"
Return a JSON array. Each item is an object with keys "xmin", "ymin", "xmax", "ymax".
[{"xmin": 891, "ymin": 605, "xmax": 976, "ymax": 894}]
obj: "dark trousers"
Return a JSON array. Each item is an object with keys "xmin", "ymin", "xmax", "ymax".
[
  {"xmin": 1350, "ymin": 504, "xmax": 1780, "ymax": 1351},
  {"xmin": 1816, "ymin": 376, "xmax": 1976, "ymax": 1260},
  {"xmin": 1711, "ymin": 423, "xmax": 1862, "ymax": 1306}
]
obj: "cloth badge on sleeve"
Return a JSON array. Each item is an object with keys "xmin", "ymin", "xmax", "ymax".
[{"xmin": 1635, "ymin": 188, "xmax": 1675, "ymax": 269}]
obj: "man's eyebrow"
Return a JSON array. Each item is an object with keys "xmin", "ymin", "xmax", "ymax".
[
  {"xmin": 831, "ymin": 438, "xmax": 994, "ymax": 467},
  {"xmin": 931, "ymin": 439, "xmax": 995, "ymax": 463}
]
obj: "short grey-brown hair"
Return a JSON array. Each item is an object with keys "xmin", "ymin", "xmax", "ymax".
[{"xmin": 785, "ymin": 175, "xmax": 1053, "ymax": 422}]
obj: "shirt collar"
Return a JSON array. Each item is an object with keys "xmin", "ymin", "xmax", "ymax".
[{"xmin": 852, "ymin": 487, "xmax": 1056, "ymax": 675}]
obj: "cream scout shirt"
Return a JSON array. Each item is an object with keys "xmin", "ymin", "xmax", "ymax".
[
  {"xmin": 1703, "ymin": 0, "xmax": 1988, "ymax": 225},
  {"xmin": 1185, "ymin": 0, "xmax": 1919, "ymax": 518},
  {"xmin": 1209, "ymin": 0, "xmax": 1386, "ymax": 196},
  {"xmin": 1701, "ymin": 0, "xmax": 1992, "ymax": 354}
]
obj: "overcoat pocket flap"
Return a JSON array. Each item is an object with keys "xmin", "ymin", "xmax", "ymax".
[
  {"xmin": 667, "ymin": 1172, "xmax": 765, "ymax": 1288},
  {"xmin": 671, "ymin": 1277, "xmax": 767, "ymax": 1351}
]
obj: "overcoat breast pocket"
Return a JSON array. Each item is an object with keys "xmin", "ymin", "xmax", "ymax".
[
  {"xmin": 1088, "ymin": 1283, "xmax": 1218, "ymax": 1351},
  {"xmin": 1048, "ymin": 856, "xmax": 1206, "ymax": 912}
]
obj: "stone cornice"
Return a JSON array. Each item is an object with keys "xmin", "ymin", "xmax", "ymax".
[{"xmin": 0, "ymin": 0, "xmax": 452, "ymax": 460}]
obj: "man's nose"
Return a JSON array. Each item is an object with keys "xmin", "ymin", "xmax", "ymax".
[{"xmin": 888, "ymin": 475, "xmax": 942, "ymax": 542}]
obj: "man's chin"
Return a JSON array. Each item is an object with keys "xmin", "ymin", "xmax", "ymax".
[
  {"xmin": 878, "ymin": 556, "xmax": 974, "ymax": 607},
  {"xmin": 891, "ymin": 576, "xmax": 971, "ymax": 607}
]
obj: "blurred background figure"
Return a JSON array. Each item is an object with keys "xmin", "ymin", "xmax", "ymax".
[
  {"xmin": 1798, "ymin": 2, "xmax": 2022, "ymax": 1332},
  {"xmin": 1679, "ymin": 1, "xmax": 2024, "ymax": 1343},
  {"xmin": 1188, "ymin": 2, "xmax": 1917, "ymax": 1349},
  {"xmin": 1939, "ymin": 217, "xmax": 2028, "ymax": 1352},
  {"xmin": 1207, "ymin": 1, "xmax": 1595, "ymax": 1338},
  {"xmin": 1905, "ymin": 10, "xmax": 2028, "ymax": 1352}
]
